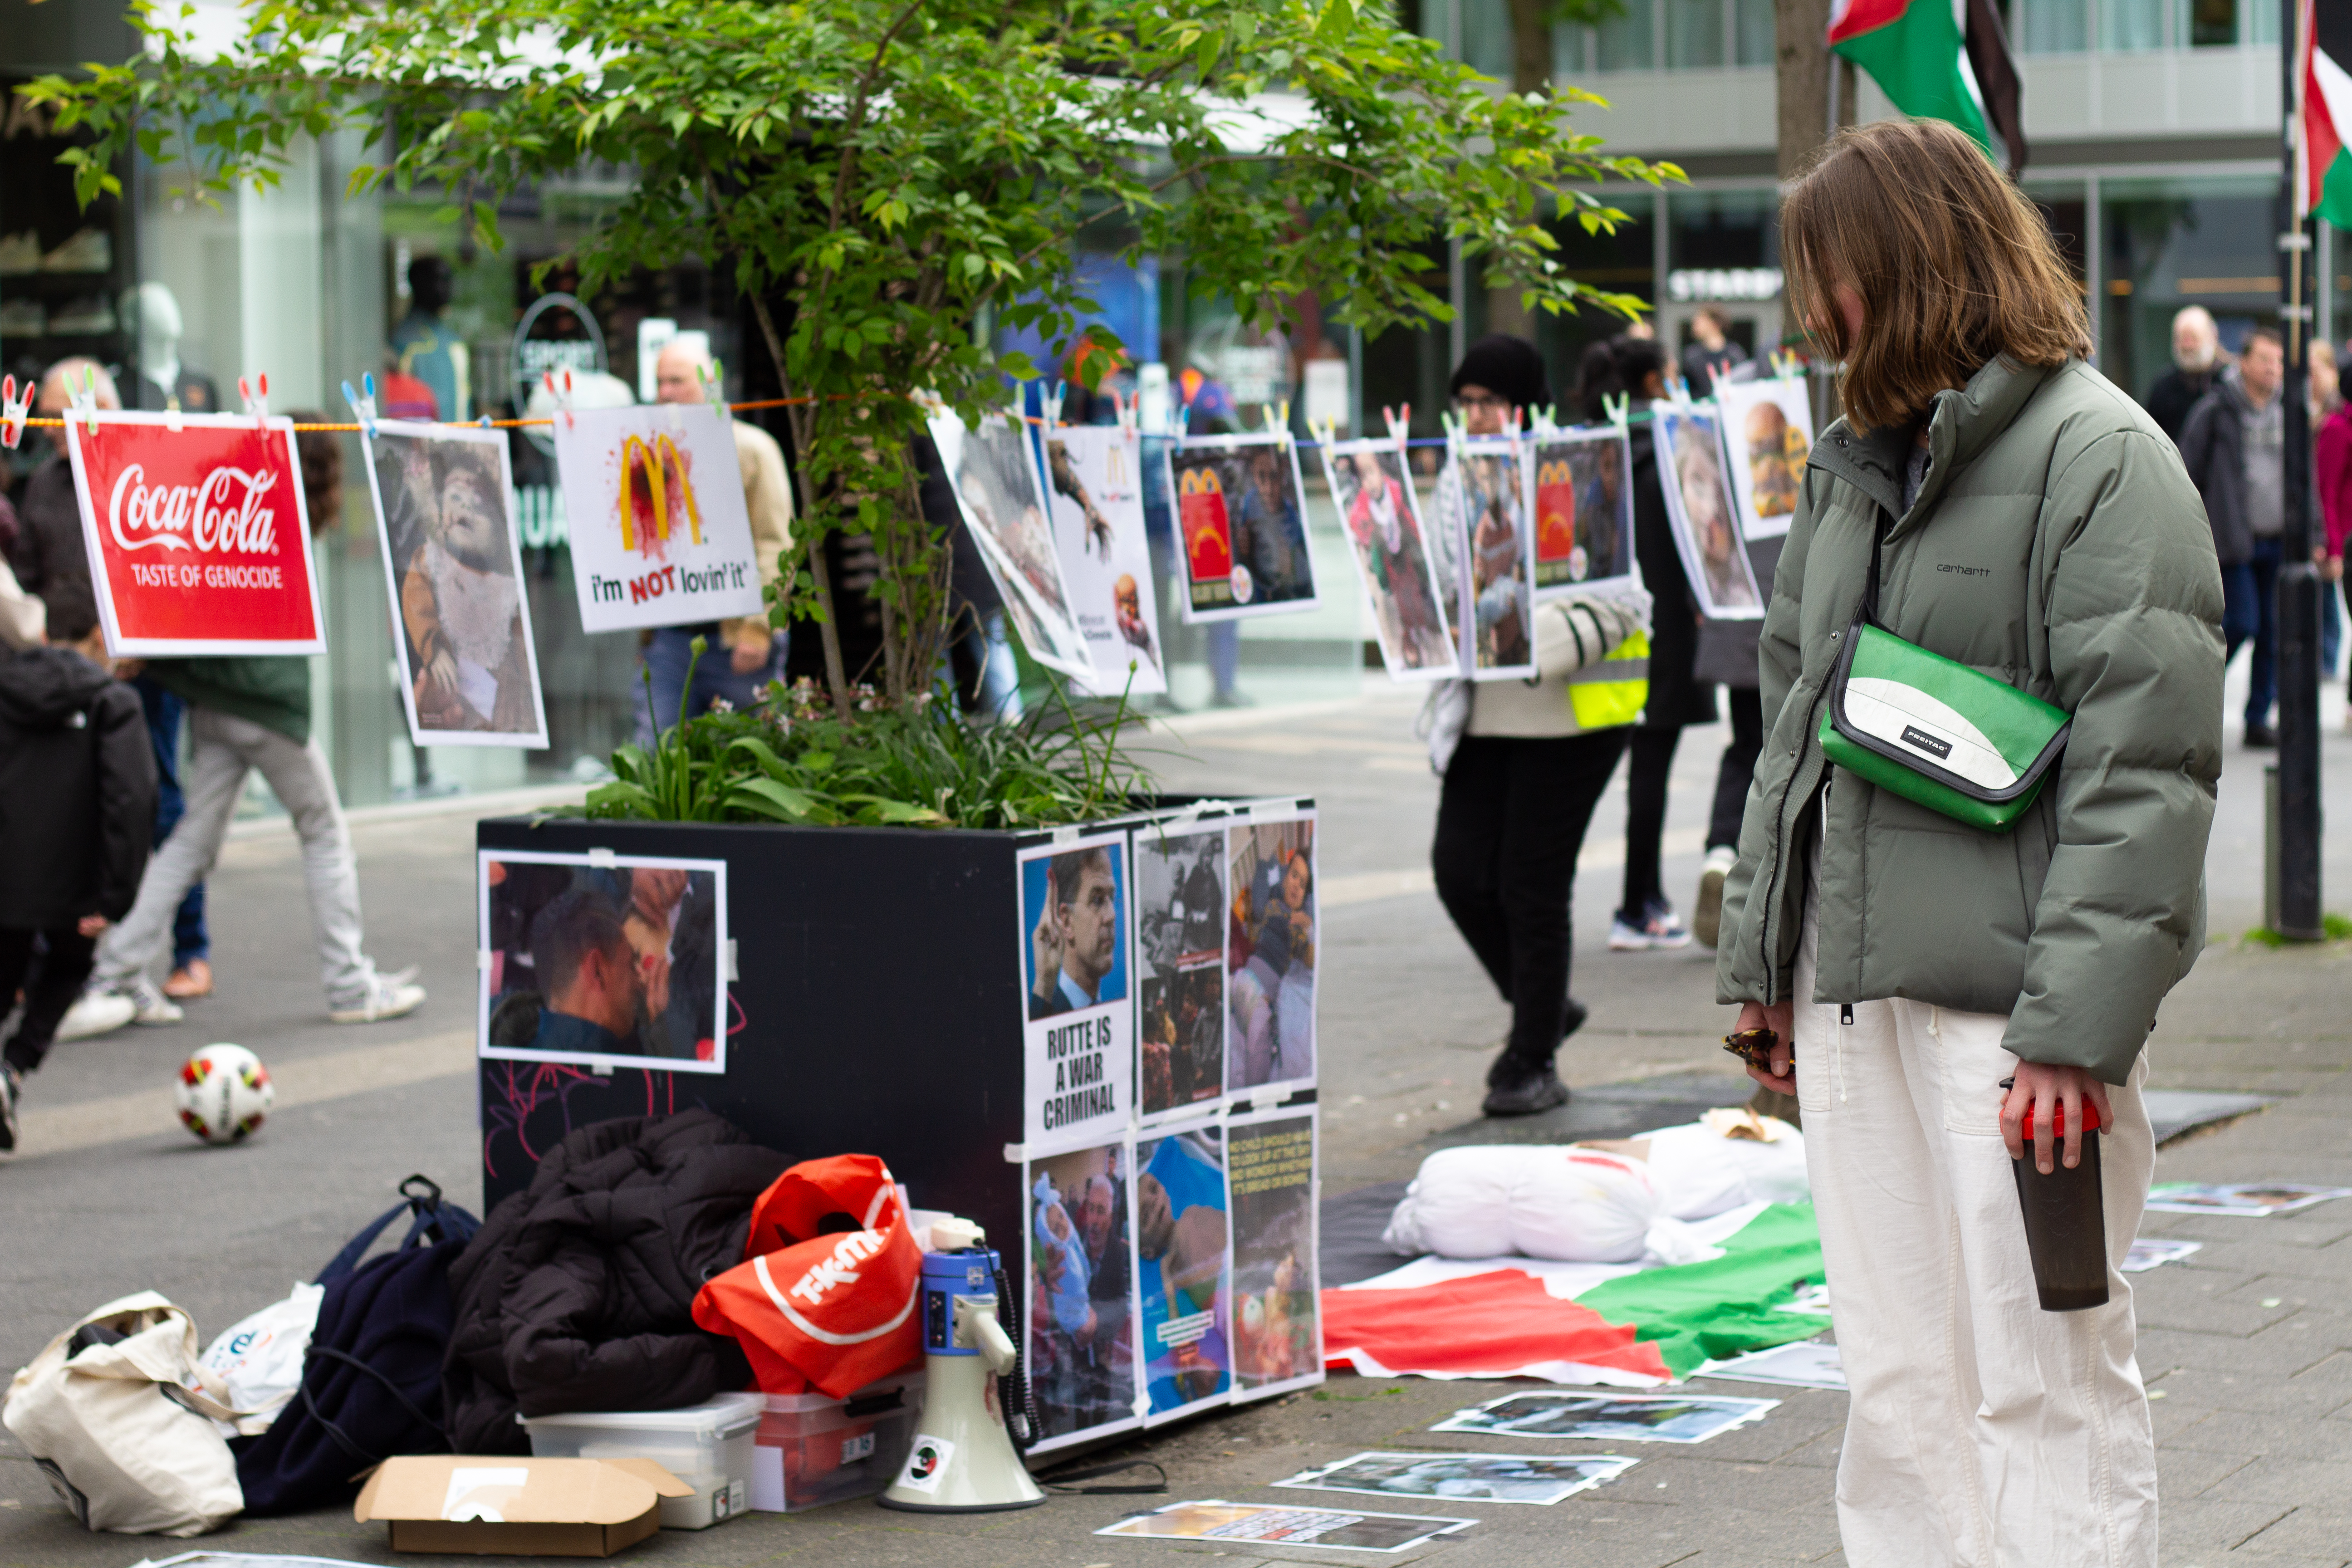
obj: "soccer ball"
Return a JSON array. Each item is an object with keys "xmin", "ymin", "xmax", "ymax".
[{"xmin": 176, "ymin": 1044, "xmax": 274, "ymax": 1145}]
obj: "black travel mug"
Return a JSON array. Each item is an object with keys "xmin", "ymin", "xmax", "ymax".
[{"xmin": 2006, "ymin": 1090, "xmax": 2109, "ymax": 1312}]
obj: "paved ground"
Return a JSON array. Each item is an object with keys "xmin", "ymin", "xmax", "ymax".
[{"xmin": 2, "ymin": 673, "xmax": 2350, "ymax": 1567}]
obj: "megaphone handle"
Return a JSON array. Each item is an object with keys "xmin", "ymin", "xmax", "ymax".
[{"xmin": 991, "ymin": 1258, "xmax": 1039, "ymax": 1454}]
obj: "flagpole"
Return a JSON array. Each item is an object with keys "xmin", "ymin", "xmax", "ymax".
[{"xmin": 2276, "ymin": 0, "xmax": 2325, "ymax": 941}]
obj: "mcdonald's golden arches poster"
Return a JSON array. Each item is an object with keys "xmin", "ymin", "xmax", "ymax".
[
  {"xmin": 1165, "ymin": 432, "xmax": 1320, "ymax": 623},
  {"xmin": 360, "ymin": 420, "xmax": 550, "ymax": 747},
  {"xmin": 552, "ymin": 403, "xmax": 766, "ymax": 634},
  {"xmin": 1042, "ymin": 423, "xmax": 1169, "ymax": 697},
  {"xmin": 1525, "ymin": 426, "xmax": 1636, "ymax": 601}
]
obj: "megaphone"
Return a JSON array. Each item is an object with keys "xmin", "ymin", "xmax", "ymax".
[{"xmin": 878, "ymin": 1221, "xmax": 1045, "ymax": 1513}]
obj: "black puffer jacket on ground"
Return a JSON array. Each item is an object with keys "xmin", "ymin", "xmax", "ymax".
[{"xmin": 441, "ymin": 1110, "xmax": 792, "ymax": 1452}]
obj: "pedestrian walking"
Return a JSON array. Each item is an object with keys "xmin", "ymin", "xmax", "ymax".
[
  {"xmin": 2318, "ymin": 345, "xmax": 2352, "ymax": 724},
  {"xmin": 1421, "ymin": 335, "xmax": 1652, "ymax": 1116},
  {"xmin": 0, "ymin": 577, "xmax": 156, "ymax": 1151},
  {"xmin": 2308, "ymin": 338, "xmax": 2342, "ymax": 680},
  {"xmin": 82, "ymin": 416, "xmax": 425, "ymax": 1026},
  {"xmin": 2142, "ymin": 304, "xmax": 2224, "ymax": 445},
  {"xmin": 1678, "ymin": 305, "xmax": 1749, "ymax": 393},
  {"xmin": 1719, "ymin": 119, "xmax": 2221, "ymax": 1568},
  {"xmin": 2179, "ymin": 325, "xmax": 2286, "ymax": 745}
]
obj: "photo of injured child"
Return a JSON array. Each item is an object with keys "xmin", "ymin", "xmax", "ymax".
[
  {"xmin": 479, "ymin": 850, "xmax": 725, "ymax": 1073},
  {"xmin": 1137, "ymin": 1124, "xmax": 1231, "ymax": 1419},
  {"xmin": 1137, "ymin": 826, "xmax": 1227, "ymax": 1116},
  {"xmin": 1228, "ymin": 1109, "xmax": 1319, "ymax": 1398},
  {"xmin": 362, "ymin": 423, "xmax": 547, "ymax": 746},
  {"xmin": 1026, "ymin": 1139, "xmax": 1140, "ymax": 1448},
  {"xmin": 1227, "ymin": 817, "xmax": 1315, "ymax": 1092}
]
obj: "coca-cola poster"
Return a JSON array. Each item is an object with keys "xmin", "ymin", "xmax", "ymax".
[
  {"xmin": 66, "ymin": 411, "xmax": 326, "ymax": 655},
  {"xmin": 551, "ymin": 403, "xmax": 764, "ymax": 634}
]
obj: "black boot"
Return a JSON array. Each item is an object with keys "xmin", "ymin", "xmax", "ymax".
[{"xmin": 1483, "ymin": 1050, "xmax": 1569, "ymax": 1117}]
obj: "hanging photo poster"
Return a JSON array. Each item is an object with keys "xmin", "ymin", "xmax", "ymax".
[
  {"xmin": 1227, "ymin": 809, "xmax": 1317, "ymax": 1096},
  {"xmin": 1652, "ymin": 403, "xmax": 1764, "ymax": 619},
  {"xmin": 65, "ymin": 411, "xmax": 326, "ymax": 655},
  {"xmin": 478, "ymin": 848, "xmax": 728, "ymax": 1073},
  {"xmin": 1166, "ymin": 432, "xmax": 1319, "ymax": 622},
  {"xmin": 1526, "ymin": 426, "xmax": 1637, "ymax": 598},
  {"xmin": 360, "ymin": 421, "xmax": 548, "ymax": 747},
  {"xmin": 1016, "ymin": 833, "xmax": 1135, "ymax": 1149},
  {"xmin": 1318, "ymin": 437, "xmax": 1452, "ymax": 679},
  {"xmin": 1227, "ymin": 1105, "xmax": 1321, "ymax": 1401},
  {"xmin": 1137, "ymin": 1121, "xmax": 1231, "ymax": 1423},
  {"xmin": 1041, "ymin": 424, "xmax": 1168, "ymax": 696},
  {"xmin": 1134, "ymin": 821, "xmax": 1230, "ymax": 1121},
  {"xmin": 1024, "ymin": 1136, "xmax": 1143, "ymax": 1454},
  {"xmin": 1714, "ymin": 378, "xmax": 1813, "ymax": 543},
  {"xmin": 930, "ymin": 406, "xmax": 1093, "ymax": 678},
  {"xmin": 552, "ymin": 402, "xmax": 765, "ymax": 633},
  {"xmin": 1447, "ymin": 436, "xmax": 1537, "ymax": 679}
]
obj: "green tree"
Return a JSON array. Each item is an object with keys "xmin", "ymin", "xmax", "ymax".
[{"xmin": 28, "ymin": 0, "xmax": 1675, "ymax": 720}]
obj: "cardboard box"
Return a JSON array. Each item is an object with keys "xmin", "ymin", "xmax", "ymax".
[{"xmin": 354, "ymin": 1455, "xmax": 694, "ymax": 1557}]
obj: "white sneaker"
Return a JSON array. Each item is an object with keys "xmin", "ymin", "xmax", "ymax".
[
  {"xmin": 56, "ymin": 989, "xmax": 137, "ymax": 1041},
  {"xmin": 0, "ymin": 231, "xmax": 39, "ymax": 274},
  {"xmin": 1608, "ymin": 900, "xmax": 1694, "ymax": 952},
  {"xmin": 329, "ymin": 974, "xmax": 427, "ymax": 1024},
  {"xmin": 1693, "ymin": 846, "xmax": 1738, "ymax": 950},
  {"xmin": 41, "ymin": 226, "xmax": 112, "ymax": 273},
  {"xmin": 119, "ymin": 977, "xmax": 185, "ymax": 1026}
]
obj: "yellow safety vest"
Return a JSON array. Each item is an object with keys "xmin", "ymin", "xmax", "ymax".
[{"xmin": 1566, "ymin": 629, "xmax": 1650, "ymax": 732}]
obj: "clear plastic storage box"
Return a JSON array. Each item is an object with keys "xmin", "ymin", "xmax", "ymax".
[
  {"xmin": 520, "ymin": 1391, "xmax": 765, "ymax": 1529},
  {"xmin": 750, "ymin": 1372, "xmax": 925, "ymax": 1513}
]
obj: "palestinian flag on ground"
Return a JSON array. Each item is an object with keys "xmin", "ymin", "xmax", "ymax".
[
  {"xmin": 1829, "ymin": 0, "xmax": 2025, "ymax": 173},
  {"xmin": 2300, "ymin": 1, "xmax": 2352, "ymax": 228},
  {"xmin": 1322, "ymin": 1202, "xmax": 1825, "ymax": 1386}
]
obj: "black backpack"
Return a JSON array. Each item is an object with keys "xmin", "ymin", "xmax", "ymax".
[{"xmin": 235, "ymin": 1175, "xmax": 481, "ymax": 1515}]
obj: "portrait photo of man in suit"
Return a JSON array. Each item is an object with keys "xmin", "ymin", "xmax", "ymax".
[{"xmin": 1028, "ymin": 843, "xmax": 1125, "ymax": 1020}]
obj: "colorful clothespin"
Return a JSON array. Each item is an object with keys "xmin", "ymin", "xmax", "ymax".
[
  {"xmin": 544, "ymin": 369, "xmax": 575, "ymax": 431},
  {"xmin": 1601, "ymin": 391, "xmax": 1631, "ymax": 433},
  {"xmin": 1039, "ymin": 382, "xmax": 1066, "ymax": 431},
  {"xmin": 1382, "ymin": 404, "xmax": 1411, "ymax": 453},
  {"xmin": 0, "ymin": 375, "xmax": 28, "ymax": 450},
  {"xmin": 1111, "ymin": 387, "xmax": 1140, "ymax": 436},
  {"xmin": 342, "ymin": 376, "xmax": 378, "ymax": 440},
  {"xmin": 1528, "ymin": 402, "xmax": 1559, "ymax": 439},
  {"xmin": 1771, "ymin": 348, "xmax": 1804, "ymax": 385},
  {"xmin": 239, "ymin": 372, "xmax": 270, "ymax": 425},
  {"xmin": 701, "ymin": 358, "xmax": 730, "ymax": 423},
  {"xmin": 165, "ymin": 394, "xmax": 182, "ymax": 433},
  {"xmin": 1173, "ymin": 400, "xmax": 1192, "ymax": 437},
  {"xmin": 1258, "ymin": 399, "xmax": 1290, "ymax": 435},
  {"xmin": 70, "ymin": 365, "xmax": 101, "ymax": 438},
  {"xmin": 1307, "ymin": 416, "xmax": 1338, "ymax": 452}
]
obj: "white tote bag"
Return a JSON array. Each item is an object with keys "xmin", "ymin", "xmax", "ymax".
[{"xmin": 2, "ymin": 1292, "xmax": 245, "ymax": 1535}]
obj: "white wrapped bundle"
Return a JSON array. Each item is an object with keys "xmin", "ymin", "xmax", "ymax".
[{"xmin": 1382, "ymin": 1146, "xmax": 1700, "ymax": 1264}]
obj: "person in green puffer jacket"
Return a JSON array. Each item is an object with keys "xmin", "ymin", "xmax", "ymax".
[{"xmin": 1716, "ymin": 122, "xmax": 2222, "ymax": 1568}]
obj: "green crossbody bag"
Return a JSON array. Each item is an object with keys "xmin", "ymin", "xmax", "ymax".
[{"xmin": 1816, "ymin": 518, "xmax": 2069, "ymax": 833}]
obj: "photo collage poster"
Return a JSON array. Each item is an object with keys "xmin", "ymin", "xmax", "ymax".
[
  {"xmin": 1317, "ymin": 436, "xmax": 1453, "ymax": 681},
  {"xmin": 477, "ymin": 848, "xmax": 728, "ymax": 1074},
  {"xmin": 1166, "ymin": 433, "xmax": 1321, "ymax": 623},
  {"xmin": 1651, "ymin": 402, "xmax": 1764, "ymax": 619},
  {"xmin": 1023, "ymin": 1133, "xmax": 1143, "ymax": 1453},
  {"xmin": 1525, "ymin": 426, "xmax": 1637, "ymax": 601},
  {"xmin": 1712, "ymin": 378, "xmax": 1813, "ymax": 544},
  {"xmin": 361, "ymin": 420, "xmax": 549, "ymax": 748},
  {"xmin": 1013, "ymin": 799, "xmax": 1323, "ymax": 1435},
  {"xmin": 930, "ymin": 405, "xmax": 1094, "ymax": 678},
  {"xmin": 1227, "ymin": 1102, "xmax": 1321, "ymax": 1402},
  {"xmin": 551, "ymin": 402, "xmax": 767, "ymax": 634},
  {"xmin": 1038, "ymin": 423, "xmax": 1168, "ymax": 697},
  {"xmin": 1446, "ymin": 435, "xmax": 1537, "ymax": 680}
]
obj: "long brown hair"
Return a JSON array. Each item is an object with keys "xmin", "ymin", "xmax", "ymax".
[{"xmin": 1780, "ymin": 119, "xmax": 2091, "ymax": 432}]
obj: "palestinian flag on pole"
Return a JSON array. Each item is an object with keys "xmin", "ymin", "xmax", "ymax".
[
  {"xmin": 2299, "ymin": 0, "xmax": 2352, "ymax": 228},
  {"xmin": 1322, "ymin": 1203, "xmax": 1825, "ymax": 1386},
  {"xmin": 1829, "ymin": 0, "xmax": 1989, "ymax": 149}
]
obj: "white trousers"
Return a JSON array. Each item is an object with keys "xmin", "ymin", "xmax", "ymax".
[
  {"xmin": 1795, "ymin": 908, "xmax": 2157, "ymax": 1568},
  {"xmin": 95, "ymin": 706, "xmax": 376, "ymax": 1004}
]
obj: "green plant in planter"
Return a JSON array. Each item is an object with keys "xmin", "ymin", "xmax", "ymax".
[
  {"xmin": 586, "ymin": 638, "xmax": 1154, "ymax": 828},
  {"xmin": 28, "ymin": 0, "xmax": 1677, "ymax": 729}
]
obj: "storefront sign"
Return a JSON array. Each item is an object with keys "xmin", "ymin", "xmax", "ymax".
[
  {"xmin": 1665, "ymin": 267, "xmax": 1783, "ymax": 303},
  {"xmin": 66, "ymin": 411, "xmax": 326, "ymax": 655}
]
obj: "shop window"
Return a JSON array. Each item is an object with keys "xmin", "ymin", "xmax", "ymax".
[
  {"xmin": 2101, "ymin": 177, "xmax": 2281, "ymax": 402},
  {"xmin": 1592, "ymin": 1, "xmax": 1658, "ymax": 72},
  {"xmin": 1733, "ymin": 0, "xmax": 1774, "ymax": 67},
  {"xmin": 2101, "ymin": 0, "xmax": 2171, "ymax": 51},
  {"xmin": 2017, "ymin": 0, "xmax": 2091, "ymax": 54},
  {"xmin": 1535, "ymin": 192, "xmax": 1658, "ymax": 414},
  {"xmin": 1665, "ymin": 0, "xmax": 1725, "ymax": 69}
]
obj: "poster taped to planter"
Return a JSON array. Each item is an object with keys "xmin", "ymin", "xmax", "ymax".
[
  {"xmin": 1133, "ymin": 815, "xmax": 1231, "ymax": 1124},
  {"xmin": 1651, "ymin": 402, "xmax": 1763, "ymax": 618},
  {"xmin": 1166, "ymin": 432, "xmax": 1319, "ymax": 622},
  {"xmin": 1440, "ymin": 436, "xmax": 1536, "ymax": 679},
  {"xmin": 477, "ymin": 848, "xmax": 729, "ymax": 1073},
  {"xmin": 932, "ymin": 406, "xmax": 1093, "ymax": 678},
  {"xmin": 64, "ymin": 410, "xmax": 326, "ymax": 655},
  {"xmin": 1097, "ymin": 1500, "xmax": 1475, "ymax": 1553},
  {"xmin": 1137, "ymin": 1118, "xmax": 1232, "ymax": 1423},
  {"xmin": 1712, "ymin": 377, "xmax": 1812, "ymax": 543},
  {"xmin": 1524, "ymin": 425, "xmax": 1637, "ymax": 599},
  {"xmin": 1226, "ymin": 807, "xmax": 1316, "ymax": 1098},
  {"xmin": 1317, "ymin": 436, "xmax": 1453, "ymax": 680},
  {"xmin": 360, "ymin": 420, "xmax": 549, "ymax": 747},
  {"xmin": 1022, "ymin": 1133, "xmax": 1144, "ymax": 1454},
  {"xmin": 1017, "ymin": 833, "xmax": 1136, "ymax": 1147},
  {"xmin": 553, "ymin": 402, "xmax": 765, "ymax": 634},
  {"xmin": 1227, "ymin": 1102, "xmax": 1321, "ymax": 1401},
  {"xmin": 1040, "ymin": 423, "xmax": 1167, "ymax": 696}
]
